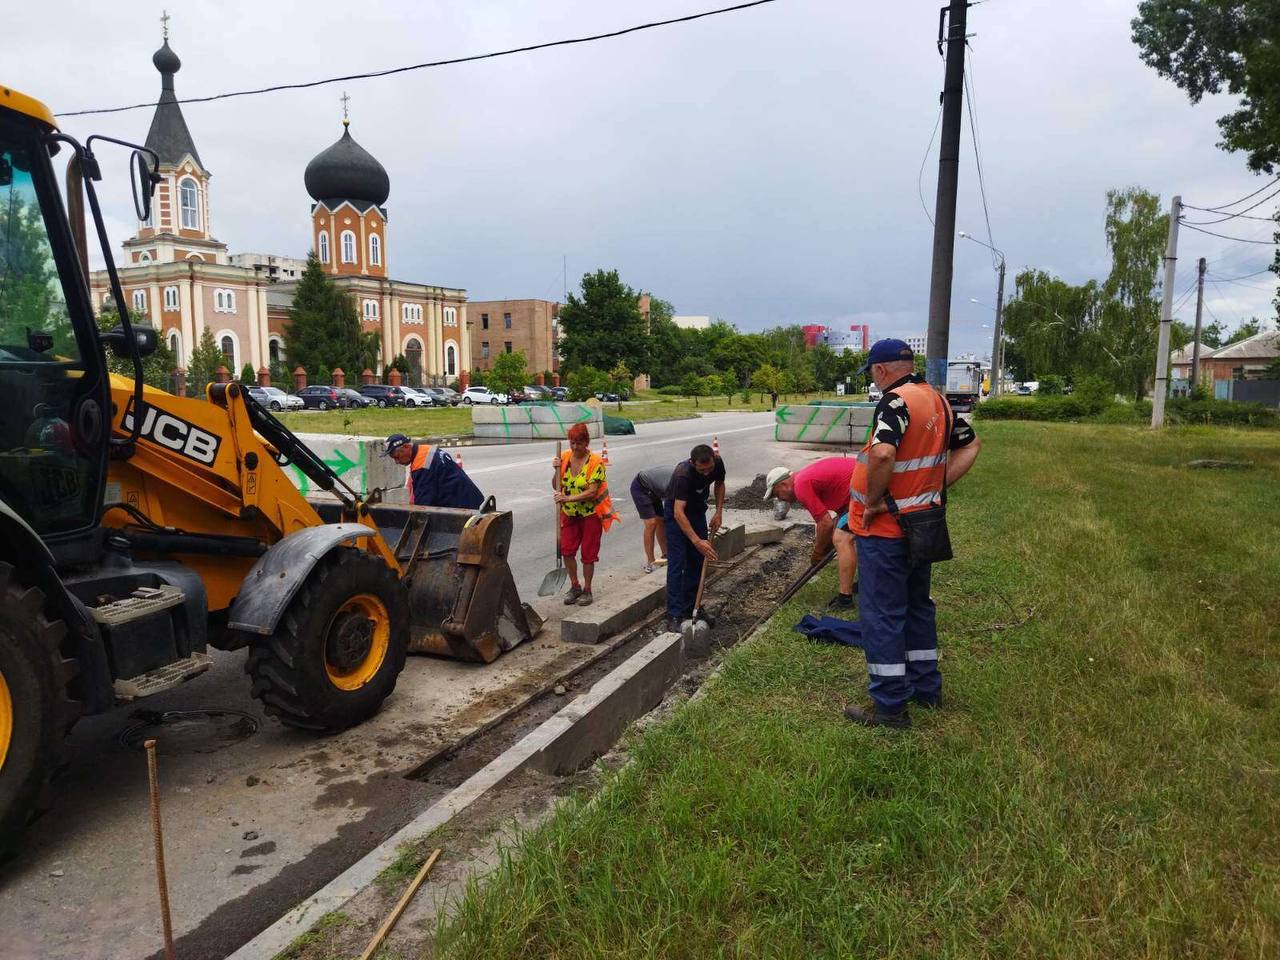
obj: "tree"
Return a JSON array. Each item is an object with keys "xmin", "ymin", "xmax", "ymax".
[
  {"xmin": 1098, "ymin": 187, "xmax": 1168, "ymax": 399},
  {"xmin": 239, "ymin": 362, "xmax": 256, "ymax": 384},
  {"xmin": 679, "ymin": 371, "xmax": 707, "ymax": 407},
  {"xmin": 1132, "ymin": 2, "xmax": 1280, "ymax": 174},
  {"xmin": 384, "ymin": 354, "xmax": 411, "ymax": 384},
  {"xmin": 1227, "ymin": 317, "xmax": 1265, "ymax": 343},
  {"xmin": 711, "ymin": 333, "xmax": 766, "ymax": 387},
  {"xmin": 315, "ymin": 363, "xmax": 332, "ymax": 386},
  {"xmin": 714, "ymin": 373, "xmax": 737, "ymax": 404},
  {"xmin": 558, "ymin": 270, "xmax": 650, "ymax": 375},
  {"xmin": 607, "ymin": 361, "xmax": 632, "ymax": 410},
  {"xmin": 790, "ymin": 363, "xmax": 817, "ymax": 396},
  {"xmin": 283, "ymin": 253, "xmax": 365, "ymax": 378},
  {"xmin": 751, "ymin": 363, "xmax": 784, "ymax": 408},
  {"xmin": 1263, "ymin": 355, "xmax": 1280, "ymax": 379},
  {"xmin": 565, "ymin": 365, "xmax": 608, "ymax": 402},
  {"xmin": 1200, "ymin": 319, "xmax": 1228, "ymax": 348},
  {"xmin": 488, "ymin": 349, "xmax": 530, "ymax": 397},
  {"xmin": 1002, "ymin": 271, "xmax": 1103, "ymax": 379},
  {"xmin": 187, "ymin": 327, "xmax": 222, "ymax": 398}
]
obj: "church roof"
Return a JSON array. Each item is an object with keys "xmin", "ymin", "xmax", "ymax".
[
  {"xmin": 304, "ymin": 124, "xmax": 390, "ymax": 207},
  {"xmin": 144, "ymin": 39, "xmax": 204, "ymax": 169}
]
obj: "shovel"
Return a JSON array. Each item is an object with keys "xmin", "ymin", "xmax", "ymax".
[
  {"xmin": 680, "ymin": 551, "xmax": 714, "ymax": 655},
  {"xmin": 537, "ymin": 441, "xmax": 569, "ymax": 596}
]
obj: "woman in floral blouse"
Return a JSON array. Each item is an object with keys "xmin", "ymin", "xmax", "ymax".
[{"xmin": 552, "ymin": 422, "xmax": 614, "ymax": 606}]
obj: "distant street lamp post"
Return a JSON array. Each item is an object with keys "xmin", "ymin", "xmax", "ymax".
[{"xmin": 959, "ymin": 232, "xmax": 1006, "ymax": 398}]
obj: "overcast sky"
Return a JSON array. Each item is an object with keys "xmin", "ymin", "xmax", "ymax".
[{"xmin": 11, "ymin": 0, "xmax": 1277, "ymax": 356}]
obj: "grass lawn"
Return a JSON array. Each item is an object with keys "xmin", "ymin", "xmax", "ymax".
[
  {"xmin": 435, "ymin": 422, "xmax": 1280, "ymax": 959},
  {"xmin": 276, "ymin": 392, "xmax": 853, "ymax": 435}
]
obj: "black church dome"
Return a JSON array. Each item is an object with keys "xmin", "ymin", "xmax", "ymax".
[{"xmin": 304, "ymin": 124, "xmax": 390, "ymax": 206}]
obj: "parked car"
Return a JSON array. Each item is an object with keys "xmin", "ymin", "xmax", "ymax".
[
  {"xmin": 595, "ymin": 391, "xmax": 621, "ymax": 403},
  {"xmin": 358, "ymin": 384, "xmax": 407, "ymax": 408},
  {"xmin": 867, "ymin": 383, "xmax": 883, "ymax": 402},
  {"xmin": 415, "ymin": 387, "xmax": 451, "ymax": 407},
  {"xmin": 434, "ymin": 386, "xmax": 461, "ymax": 405},
  {"xmin": 337, "ymin": 387, "xmax": 372, "ymax": 408},
  {"xmin": 507, "ymin": 386, "xmax": 529, "ymax": 404},
  {"xmin": 247, "ymin": 386, "xmax": 303, "ymax": 412},
  {"xmin": 550, "ymin": 386, "xmax": 568, "ymax": 401},
  {"xmin": 397, "ymin": 386, "xmax": 429, "ymax": 408},
  {"xmin": 460, "ymin": 386, "xmax": 504, "ymax": 405},
  {"xmin": 296, "ymin": 384, "xmax": 346, "ymax": 410},
  {"xmin": 523, "ymin": 384, "xmax": 553, "ymax": 402}
]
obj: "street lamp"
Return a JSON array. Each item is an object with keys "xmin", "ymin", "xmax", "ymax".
[{"xmin": 959, "ymin": 232, "xmax": 1007, "ymax": 398}]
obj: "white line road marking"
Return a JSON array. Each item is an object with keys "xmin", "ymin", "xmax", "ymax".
[{"xmin": 464, "ymin": 421, "xmax": 773, "ymax": 476}]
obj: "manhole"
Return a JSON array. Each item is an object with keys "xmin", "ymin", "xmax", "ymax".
[{"xmin": 118, "ymin": 709, "xmax": 259, "ymax": 754}]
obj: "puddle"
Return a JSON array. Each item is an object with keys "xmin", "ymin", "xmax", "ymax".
[{"xmin": 118, "ymin": 709, "xmax": 260, "ymax": 753}]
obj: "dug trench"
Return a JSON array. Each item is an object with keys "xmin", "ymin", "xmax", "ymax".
[{"xmin": 154, "ymin": 527, "xmax": 816, "ymax": 960}]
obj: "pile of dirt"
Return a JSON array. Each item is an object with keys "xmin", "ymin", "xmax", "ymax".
[{"xmin": 724, "ymin": 474, "xmax": 769, "ymax": 510}]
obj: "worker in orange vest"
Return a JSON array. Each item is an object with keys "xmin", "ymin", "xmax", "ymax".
[
  {"xmin": 845, "ymin": 340, "xmax": 981, "ymax": 728},
  {"xmin": 385, "ymin": 433, "xmax": 482, "ymax": 509}
]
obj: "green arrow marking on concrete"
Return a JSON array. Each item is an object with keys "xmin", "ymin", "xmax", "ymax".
[
  {"xmin": 775, "ymin": 405, "xmax": 793, "ymax": 424},
  {"xmin": 287, "ymin": 464, "xmax": 309, "ymax": 495},
  {"xmin": 500, "ymin": 407, "xmax": 511, "ymax": 438},
  {"xmin": 527, "ymin": 406, "xmax": 545, "ymax": 437},
  {"xmin": 574, "ymin": 404, "xmax": 593, "ymax": 424},
  {"xmin": 324, "ymin": 450, "xmax": 358, "ymax": 475},
  {"xmin": 818, "ymin": 408, "xmax": 848, "ymax": 443},
  {"xmin": 795, "ymin": 405, "xmax": 822, "ymax": 440}
]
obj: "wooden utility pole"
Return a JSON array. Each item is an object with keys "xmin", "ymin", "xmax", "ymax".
[
  {"xmin": 1190, "ymin": 256, "xmax": 1206, "ymax": 391},
  {"xmin": 1151, "ymin": 195, "xmax": 1182, "ymax": 427},
  {"xmin": 990, "ymin": 257, "xmax": 1006, "ymax": 398},
  {"xmin": 925, "ymin": 0, "xmax": 970, "ymax": 389}
]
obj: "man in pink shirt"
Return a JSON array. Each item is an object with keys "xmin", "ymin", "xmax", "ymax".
[{"xmin": 765, "ymin": 458, "xmax": 859, "ymax": 609}]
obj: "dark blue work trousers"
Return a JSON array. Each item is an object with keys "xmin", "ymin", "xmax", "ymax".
[
  {"xmin": 855, "ymin": 535, "xmax": 941, "ymax": 713},
  {"xmin": 663, "ymin": 506, "xmax": 707, "ymax": 620}
]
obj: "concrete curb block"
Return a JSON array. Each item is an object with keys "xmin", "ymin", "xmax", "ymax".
[{"xmin": 227, "ymin": 633, "xmax": 685, "ymax": 960}]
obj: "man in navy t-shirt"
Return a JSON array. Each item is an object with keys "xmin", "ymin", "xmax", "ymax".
[{"xmin": 662, "ymin": 444, "xmax": 726, "ymax": 631}]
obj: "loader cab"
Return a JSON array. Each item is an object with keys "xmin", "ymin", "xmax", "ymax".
[{"xmin": 0, "ymin": 96, "xmax": 111, "ymax": 553}]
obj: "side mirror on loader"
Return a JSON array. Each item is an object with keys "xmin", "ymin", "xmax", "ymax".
[{"xmin": 101, "ymin": 324, "xmax": 158, "ymax": 359}]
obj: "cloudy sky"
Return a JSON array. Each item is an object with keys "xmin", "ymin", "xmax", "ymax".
[{"xmin": 11, "ymin": 0, "xmax": 1277, "ymax": 356}]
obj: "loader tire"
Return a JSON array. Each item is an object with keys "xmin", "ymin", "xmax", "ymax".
[
  {"xmin": 245, "ymin": 549, "xmax": 408, "ymax": 732},
  {"xmin": 0, "ymin": 563, "xmax": 81, "ymax": 859}
]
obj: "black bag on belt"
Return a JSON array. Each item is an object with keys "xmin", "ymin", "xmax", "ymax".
[{"xmin": 885, "ymin": 398, "xmax": 953, "ymax": 568}]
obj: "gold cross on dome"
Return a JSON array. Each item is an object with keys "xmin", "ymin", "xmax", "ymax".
[
  {"xmin": 340, "ymin": 92, "xmax": 350, "ymax": 125},
  {"xmin": 161, "ymin": 9, "xmax": 170, "ymax": 39}
]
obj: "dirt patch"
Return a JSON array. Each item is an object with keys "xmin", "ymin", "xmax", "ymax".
[{"xmin": 724, "ymin": 473, "xmax": 770, "ymax": 509}]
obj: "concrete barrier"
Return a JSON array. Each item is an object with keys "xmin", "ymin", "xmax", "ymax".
[
  {"xmin": 287, "ymin": 433, "xmax": 408, "ymax": 503},
  {"xmin": 472, "ymin": 402, "xmax": 603, "ymax": 440},
  {"xmin": 774, "ymin": 403, "xmax": 874, "ymax": 445}
]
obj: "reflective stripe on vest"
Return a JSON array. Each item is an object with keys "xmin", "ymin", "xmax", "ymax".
[
  {"xmin": 849, "ymin": 380, "xmax": 950, "ymax": 538},
  {"xmin": 405, "ymin": 443, "xmax": 432, "ymax": 504}
]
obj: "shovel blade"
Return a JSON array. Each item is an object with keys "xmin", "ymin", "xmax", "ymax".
[{"xmin": 537, "ymin": 567, "xmax": 569, "ymax": 597}]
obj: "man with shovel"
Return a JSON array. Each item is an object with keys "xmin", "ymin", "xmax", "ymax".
[{"xmin": 663, "ymin": 444, "xmax": 725, "ymax": 633}]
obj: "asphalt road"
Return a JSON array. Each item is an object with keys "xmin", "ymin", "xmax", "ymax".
[{"xmin": 461, "ymin": 410, "xmax": 780, "ymax": 602}]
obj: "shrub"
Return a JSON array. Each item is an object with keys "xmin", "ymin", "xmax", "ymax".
[
  {"xmin": 1038, "ymin": 374, "xmax": 1066, "ymax": 396},
  {"xmin": 1095, "ymin": 403, "xmax": 1142, "ymax": 424},
  {"xmin": 656, "ymin": 385, "xmax": 685, "ymax": 396},
  {"xmin": 1166, "ymin": 397, "xmax": 1278, "ymax": 427},
  {"xmin": 1073, "ymin": 375, "xmax": 1114, "ymax": 415}
]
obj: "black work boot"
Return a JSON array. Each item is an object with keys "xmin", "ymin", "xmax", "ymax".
[
  {"xmin": 827, "ymin": 592, "xmax": 854, "ymax": 610},
  {"xmin": 911, "ymin": 693, "xmax": 943, "ymax": 710},
  {"xmin": 843, "ymin": 704, "xmax": 911, "ymax": 729}
]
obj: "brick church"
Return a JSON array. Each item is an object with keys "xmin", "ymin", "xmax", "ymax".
[{"xmin": 90, "ymin": 23, "xmax": 472, "ymax": 388}]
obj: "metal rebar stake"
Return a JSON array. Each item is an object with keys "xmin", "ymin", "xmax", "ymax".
[{"xmin": 145, "ymin": 739, "xmax": 176, "ymax": 960}]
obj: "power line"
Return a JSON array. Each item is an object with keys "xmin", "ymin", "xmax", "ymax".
[
  {"xmin": 1180, "ymin": 182, "xmax": 1280, "ymax": 225},
  {"xmin": 1178, "ymin": 220, "xmax": 1278, "ymax": 245},
  {"xmin": 963, "ymin": 49, "xmax": 998, "ymax": 270},
  {"xmin": 917, "ymin": 104, "xmax": 943, "ymax": 227},
  {"xmin": 1208, "ymin": 267, "xmax": 1275, "ymax": 282},
  {"xmin": 1183, "ymin": 175, "xmax": 1280, "ymax": 213},
  {"xmin": 59, "ymin": 0, "xmax": 782, "ymax": 117}
]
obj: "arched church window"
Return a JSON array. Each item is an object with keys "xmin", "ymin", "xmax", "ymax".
[
  {"xmin": 369, "ymin": 234, "xmax": 381, "ymax": 266},
  {"xmin": 139, "ymin": 251, "xmax": 152, "ymax": 263},
  {"xmin": 445, "ymin": 342, "xmax": 458, "ymax": 377},
  {"xmin": 404, "ymin": 339, "xmax": 423, "ymax": 387},
  {"xmin": 168, "ymin": 331, "xmax": 181, "ymax": 358},
  {"xmin": 220, "ymin": 335, "xmax": 235, "ymax": 366},
  {"xmin": 180, "ymin": 178, "xmax": 200, "ymax": 230},
  {"xmin": 132, "ymin": 290, "xmax": 147, "ymax": 312},
  {"xmin": 318, "ymin": 232, "xmax": 329, "ymax": 263},
  {"xmin": 341, "ymin": 231, "xmax": 356, "ymax": 264}
]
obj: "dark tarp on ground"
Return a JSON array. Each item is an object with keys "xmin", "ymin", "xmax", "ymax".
[
  {"xmin": 794, "ymin": 614, "xmax": 864, "ymax": 647},
  {"xmin": 604, "ymin": 414, "xmax": 636, "ymax": 435}
]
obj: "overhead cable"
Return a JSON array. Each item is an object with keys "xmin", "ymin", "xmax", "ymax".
[
  {"xmin": 59, "ymin": 0, "xmax": 782, "ymax": 117},
  {"xmin": 1178, "ymin": 221, "xmax": 1278, "ymax": 245}
]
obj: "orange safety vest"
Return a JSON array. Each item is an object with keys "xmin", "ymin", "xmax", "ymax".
[
  {"xmin": 849, "ymin": 380, "xmax": 950, "ymax": 538},
  {"xmin": 560, "ymin": 450, "xmax": 619, "ymax": 531},
  {"xmin": 404, "ymin": 443, "xmax": 432, "ymax": 504}
]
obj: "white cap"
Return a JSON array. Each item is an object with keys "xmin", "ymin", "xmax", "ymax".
[{"xmin": 764, "ymin": 466, "xmax": 792, "ymax": 500}]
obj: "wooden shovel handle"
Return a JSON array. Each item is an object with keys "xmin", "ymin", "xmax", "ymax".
[{"xmin": 554, "ymin": 441, "xmax": 563, "ymax": 563}]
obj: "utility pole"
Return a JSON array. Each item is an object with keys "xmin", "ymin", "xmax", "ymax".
[
  {"xmin": 1190, "ymin": 256, "xmax": 1206, "ymax": 391},
  {"xmin": 1151, "ymin": 195, "xmax": 1182, "ymax": 428},
  {"xmin": 925, "ymin": 0, "xmax": 969, "ymax": 390},
  {"xmin": 990, "ymin": 257, "xmax": 1006, "ymax": 398}
]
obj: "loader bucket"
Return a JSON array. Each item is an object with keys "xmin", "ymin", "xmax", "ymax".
[{"xmin": 335, "ymin": 502, "xmax": 543, "ymax": 663}]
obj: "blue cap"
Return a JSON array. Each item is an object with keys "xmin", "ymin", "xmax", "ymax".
[
  {"xmin": 858, "ymin": 338, "xmax": 914, "ymax": 374},
  {"xmin": 384, "ymin": 433, "xmax": 412, "ymax": 457}
]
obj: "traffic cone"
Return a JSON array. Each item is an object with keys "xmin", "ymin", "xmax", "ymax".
[
  {"xmin": 601, "ymin": 440, "xmax": 610, "ymax": 465},
  {"xmin": 712, "ymin": 435, "xmax": 720, "ymax": 457},
  {"xmin": 455, "ymin": 449, "xmax": 465, "ymax": 470}
]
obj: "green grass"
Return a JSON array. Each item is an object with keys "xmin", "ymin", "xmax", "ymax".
[
  {"xmin": 434, "ymin": 422, "xmax": 1280, "ymax": 959},
  {"xmin": 272, "ymin": 910, "xmax": 350, "ymax": 960},
  {"xmin": 276, "ymin": 393, "xmax": 852, "ymax": 436}
]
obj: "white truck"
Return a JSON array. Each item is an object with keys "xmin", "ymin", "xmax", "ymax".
[{"xmin": 945, "ymin": 360, "xmax": 984, "ymax": 411}]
